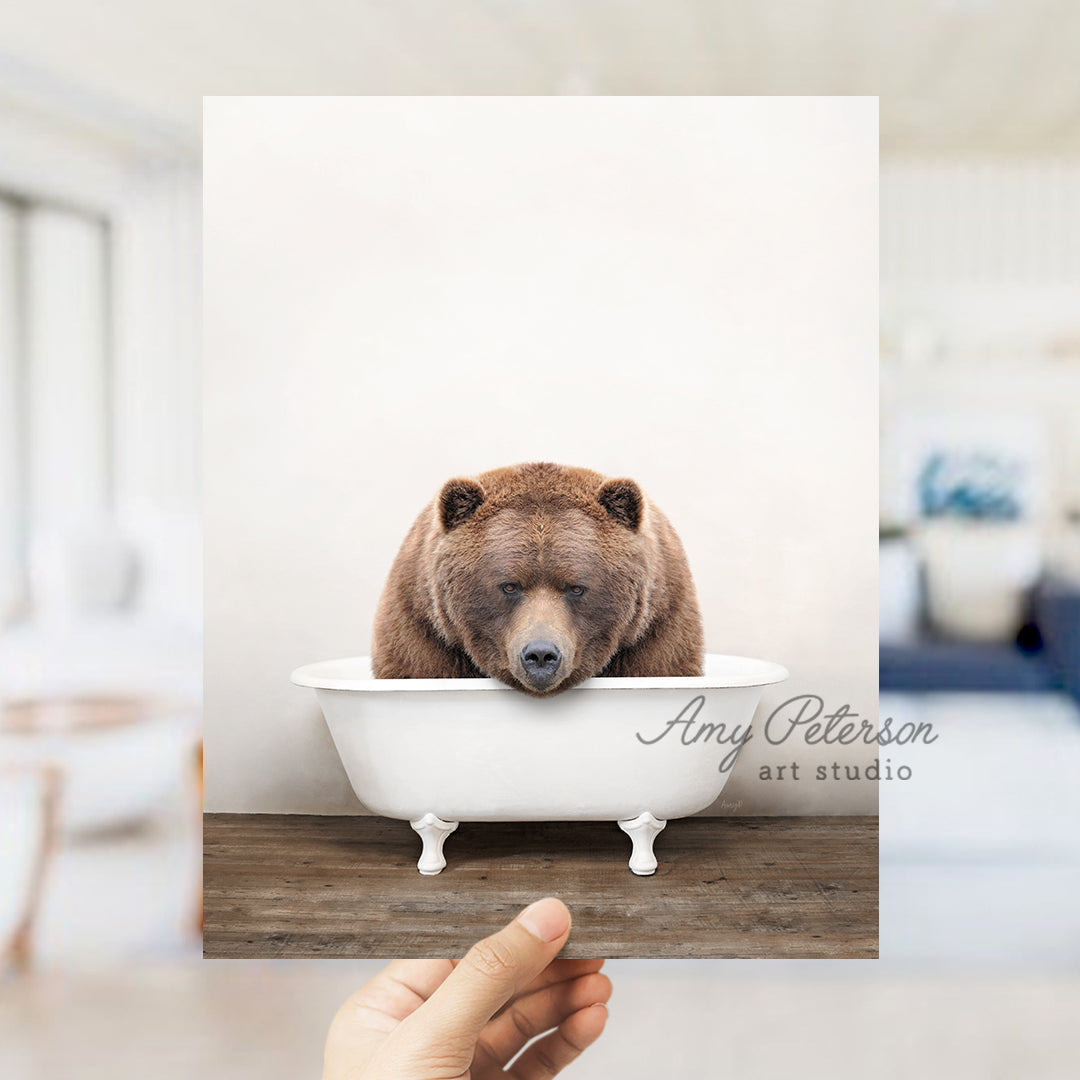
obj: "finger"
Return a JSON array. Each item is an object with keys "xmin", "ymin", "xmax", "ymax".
[
  {"xmin": 490, "ymin": 958, "xmax": 605, "ymax": 1018},
  {"xmin": 478, "ymin": 971, "xmax": 612, "ymax": 1064},
  {"xmin": 343, "ymin": 960, "xmax": 455, "ymax": 1030},
  {"xmin": 449, "ymin": 956, "xmax": 603, "ymax": 978},
  {"xmin": 356, "ymin": 958, "xmax": 601, "ymax": 1026},
  {"xmin": 507, "ymin": 1003, "xmax": 609, "ymax": 1080},
  {"xmin": 377, "ymin": 959, "xmax": 457, "ymax": 1005},
  {"xmin": 401, "ymin": 897, "xmax": 571, "ymax": 1053}
]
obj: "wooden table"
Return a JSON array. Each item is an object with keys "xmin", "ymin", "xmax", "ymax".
[{"xmin": 203, "ymin": 814, "xmax": 877, "ymax": 959}]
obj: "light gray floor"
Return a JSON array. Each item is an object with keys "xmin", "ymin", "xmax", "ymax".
[{"xmin": 880, "ymin": 691, "xmax": 1080, "ymax": 968}]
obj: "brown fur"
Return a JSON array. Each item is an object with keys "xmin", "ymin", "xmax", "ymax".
[{"xmin": 371, "ymin": 462, "xmax": 704, "ymax": 695}]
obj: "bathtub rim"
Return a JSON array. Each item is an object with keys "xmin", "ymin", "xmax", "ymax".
[{"xmin": 291, "ymin": 653, "xmax": 789, "ymax": 692}]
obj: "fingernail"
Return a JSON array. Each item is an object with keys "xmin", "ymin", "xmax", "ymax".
[{"xmin": 517, "ymin": 897, "xmax": 570, "ymax": 942}]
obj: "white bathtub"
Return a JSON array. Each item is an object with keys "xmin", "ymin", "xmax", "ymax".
[{"xmin": 292, "ymin": 653, "xmax": 788, "ymax": 875}]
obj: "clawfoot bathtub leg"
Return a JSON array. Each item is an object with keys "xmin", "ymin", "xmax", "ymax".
[
  {"xmin": 618, "ymin": 812, "xmax": 667, "ymax": 876},
  {"xmin": 410, "ymin": 813, "xmax": 459, "ymax": 875}
]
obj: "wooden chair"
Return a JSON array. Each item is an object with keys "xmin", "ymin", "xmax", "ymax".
[{"xmin": 0, "ymin": 764, "xmax": 61, "ymax": 973}]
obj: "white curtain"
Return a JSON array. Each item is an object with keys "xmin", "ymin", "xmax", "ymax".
[
  {"xmin": 0, "ymin": 201, "xmax": 20, "ymax": 621},
  {"xmin": 112, "ymin": 163, "xmax": 202, "ymax": 628}
]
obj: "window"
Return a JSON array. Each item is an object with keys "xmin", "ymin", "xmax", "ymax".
[{"xmin": 0, "ymin": 191, "xmax": 112, "ymax": 622}]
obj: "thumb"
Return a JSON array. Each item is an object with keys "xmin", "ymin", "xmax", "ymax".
[{"xmin": 401, "ymin": 897, "xmax": 571, "ymax": 1055}]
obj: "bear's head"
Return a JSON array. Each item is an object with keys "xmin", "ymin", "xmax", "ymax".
[{"xmin": 430, "ymin": 462, "xmax": 653, "ymax": 695}]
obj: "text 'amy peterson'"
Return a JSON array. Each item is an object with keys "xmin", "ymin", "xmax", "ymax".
[{"xmin": 635, "ymin": 694, "xmax": 937, "ymax": 773}]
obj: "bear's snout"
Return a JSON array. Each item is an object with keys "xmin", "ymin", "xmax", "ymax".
[
  {"xmin": 509, "ymin": 617, "xmax": 575, "ymax": 694},
  {"xmin": 519, "ymin": 639, "xmax": 562, "ymax": 688}
]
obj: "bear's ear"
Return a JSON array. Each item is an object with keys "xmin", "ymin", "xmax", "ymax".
[
  {"xmin": 597, "ymin": 478, "xmax": 643, "ymax": 531},
  {"xmin": 438, "ymin": 478, "xmax": 486, "ymax": 530}
]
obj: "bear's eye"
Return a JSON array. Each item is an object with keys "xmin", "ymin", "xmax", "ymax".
[
  {"xmin": 567, "ymin": 585, "xmax": 586, "ymax": 597},
  {"xmin": 500, "ymin": 583, "xmax": 522, "ymax": 596}
]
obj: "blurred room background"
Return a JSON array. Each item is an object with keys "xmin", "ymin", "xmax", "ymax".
[
  {"xmin": 878, "ymin": 162, "xmax": 1080, "ymax": 966},
  {"xmin": 2, "ymin": 1, "xmax": 1079, "ymax": 1078},
  {"xmin": 0, "ymin": 27, "xmax": 202, "ymax": 978}
]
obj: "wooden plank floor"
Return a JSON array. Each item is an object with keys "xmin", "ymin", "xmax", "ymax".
[{"xmin": 203, "ymin": 814, "xmax": 877, "ymax": 960}]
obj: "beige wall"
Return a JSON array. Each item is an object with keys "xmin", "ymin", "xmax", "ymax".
[{"xmin": 203, "ymin": 96, "xmax": 878, "ymax": 815}]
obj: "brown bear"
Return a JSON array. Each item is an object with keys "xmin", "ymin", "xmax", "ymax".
[{"xmin": 371, "ymin": 462, "xmax": 704, "ymax": 695}]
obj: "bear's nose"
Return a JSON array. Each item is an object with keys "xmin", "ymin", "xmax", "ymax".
[{"xmin": 520, "ymin": 640, "xmax": 562, "ymax": 681}]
